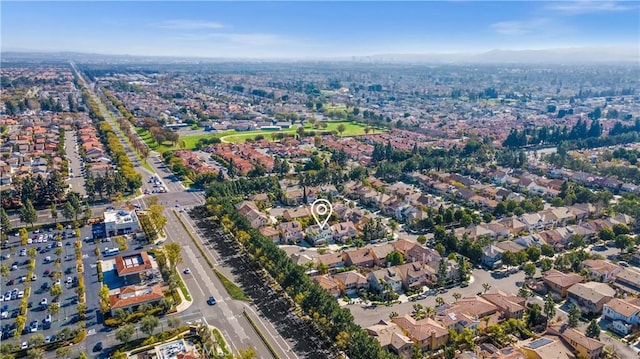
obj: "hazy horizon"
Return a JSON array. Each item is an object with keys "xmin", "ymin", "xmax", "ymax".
[{"xmin": 2, "ymin": 1, "xmax": 639, "ymax": 60}]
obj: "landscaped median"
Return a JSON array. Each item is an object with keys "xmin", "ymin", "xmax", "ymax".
[
  {"xmin": 172, "ymin": 210, "xmax": 251, "ymax": 301},
  {"xmin": 242, "ymin": 310, "xmax": 279, "ymax": 359}
]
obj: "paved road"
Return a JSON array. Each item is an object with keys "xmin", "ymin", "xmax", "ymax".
[{"xmin": 69, "ymin": 62, "xmax": 297, "ymax": 358}]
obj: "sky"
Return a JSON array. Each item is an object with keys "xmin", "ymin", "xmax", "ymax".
[{"xmin": 2, "ymin": 1, "xmax": 639, "ymax": 58}]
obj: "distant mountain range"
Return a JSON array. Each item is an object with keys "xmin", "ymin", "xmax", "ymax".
[{"xmin": 1, "ymin": 46, "xmax": 638, "ymax": 64}]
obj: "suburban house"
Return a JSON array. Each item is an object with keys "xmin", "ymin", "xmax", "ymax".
[
  {"xmin": 391, "ymin": 315, "xmax": 449, "ymax": 351},
  {"xmin": 370, "ymin": 243, "xmax": 397, "ymax": 267},
  {"xmin": 543, "ymin": 269, "xmax": 584, "ymax": 298},
  {"xmin": 343, "ymin": 248, "xmax": 375, "ymax": 268},
  {"xmin": 315, "ymin": 253, "xmax": 345, "ymax": 272},
  {"xmin": 277, "ymin": 221, "xmax": 304, "ymax": 244},
  {"xmin": 333, "ymin": 270, "xmax": 369, "ymax": 296},
  {"xmin": 481, "ymin": 291, "xmax": 526, "ymax": 319},
  {"xmin": 305, "ymin": 224, "xmax": 333, "ymax": 246},
  {"xmin": 312, "ymin": 275, "xmax": 341, "ymax": 298},
  {"xmin": 366, "ymin": 320, "xmax": 413, "ymax": 359},
  {"xmin": 520, "ymin": 336, "xmax": 576, "ymax": 359},
  {"xmin": 580, "ymin": 259, "xmax": 622, "ymax": 283},
  {"xmin": 566, "ymin": 282, "xmax": 615, "ymax": 314},
  {"xmin": 481, "ymin": 244, "xmax": 504, "ymax": 269},
  {"xmin": 613, "ymin": 268, "xmax": 640, "ymax": 295},
  {"xmin": 259, "ymin": 226, "xmax": 280, "ymax": 242},
  {"xmin": 282, "ymin": 206, "xmax": 309, "ymax": 221},
  {"xmin": 235, "ymin": 201, "xmax": 270, "ymax": 229},
  {"xmin": 368, "ymin": 267, "xmax": 403, "ymax": 294},
  {"xmin": 396, "ymin": 262, "xmax": 435, "ymax": 290},
  {"xmin": 547, "ymin": 324, "xmax": 604, "ymax": 359},
  {"xmin": 602, "ymin": 298, "xmax": 640, "ymax": 336},
  {"xmin": 330, "ymin": 221, "xmax": 357, "ymax": 243}
]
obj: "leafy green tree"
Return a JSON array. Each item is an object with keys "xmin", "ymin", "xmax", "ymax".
[
  {"xmin": 50, "ymin": 204, "xmax": 58, "ymax": 224},
  {"xmin": 586, "ymin": 319, "xmax": 600, "ymax": 339},
  {"xmin": 337, "ymin": 124, "xmax": 346, "ymax": 136},
  {"xmin": 568, "ymin": 303, "xmax": 581, "ymax": 327},
  {"xmin": 115, "ymin": 323, "xmax": 136, "ymax": 343},
  {"xmin": 62, "ymin": 202, "xmax": 75, "ymax": 222},
  {"xmin": 598, "ymin": 227, "xmax": 615, "ymax": 242},
  {"xmin": 139, "ymin": 315, "xmax": 160, "ymax": 336},
  {"xmin": 544, "ymin": 294, "xmax": 556, "ymax": 324},
  {"xmin": 525, "ymin": 246, "xmax": 541, "ymax": 262},
  {"xmin": 523, "ymin": 262, "xmax": 536, "ymax": 278},
  {"xmin": 55, "ymin": 347, "xmax": 72, "ymax": 359},
  {"xmin": 385, "ymin": 250, "xmax": 404, "ymax": 266},
  {"xmin": 540, "ymin": 258, "xmax": 553, "ymax": 272},
  {"xmin": 19, "ymin": 199, "xmax": 37, "ymax": 228},
  {"xmin": 0, "ymin": 208, "xmax": 11, "ymax": 235},
  {"xmin": 526, "ymin": 303, "xmax": 542, "ymax": 327},
  {"xmin": 540, "ymin": 244, "xmax": 555, "ymax": 257},
  {"xmin": 26, "ymin": 348, "xmax": 45, "ymax": 359},
  {"xmin": 615, "ymin": 234, "xmax": 633, "ymax": 252},
  {"xmin": 437, "ymin": 258, "xmax": 448, "ymax": 287}
]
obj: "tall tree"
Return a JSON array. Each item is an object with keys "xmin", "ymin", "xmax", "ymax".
[
  {"xmin": 0, "ymin": 208, "xmax": 11, "ymax": 236},
  {"xmin": 50, "ymin": 204, "xmax": 58, "ymax": 224},
  {"xmin": 19, "ymin": 199, "xmax": 37, "ymax": 228},
  {"xmin": 586, "ymin": 319, "xmax": 601, "ymax": 339},
  {"xmin": 568, "ymin": 303, "xmax": 581, "ymax": 328},
  {"xmin": 62, "ymin": 202, "xmax": 76, "ymax": 222},
  {"xmin": 544, "ymin": 294, "xmax": 556, "ymax": 324}
]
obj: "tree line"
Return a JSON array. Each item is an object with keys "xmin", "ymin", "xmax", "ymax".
[
  {"xmin": 205, "ymin": 194, "xmax": 398, "ymax": 359},
  {"xmin": 82, "ymin": 89, "xmax": 142, "ymax": 194}
]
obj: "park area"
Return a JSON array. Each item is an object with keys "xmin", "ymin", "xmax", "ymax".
[{"xmin": 136, "ymin": 121, "xmax": 372, "ymax": 153}]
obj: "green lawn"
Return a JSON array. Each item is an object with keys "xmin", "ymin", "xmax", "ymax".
[
  {"xmin": 138, "ymin": 121, "xmax": 374, "ymax": 152},
  {"xmin": 219, "ymin": 121, "xmax": 369, "ymax": 143},
  {"xmin": 213, "ymin": 268, "xmax": 251, "ymax": 301}
]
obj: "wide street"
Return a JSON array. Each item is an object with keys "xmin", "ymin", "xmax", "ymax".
[{"xmin": 67, "ymin": 62, "xmax": 299, "ymax": 359}]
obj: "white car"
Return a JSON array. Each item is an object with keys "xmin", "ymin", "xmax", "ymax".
[
  {"xmin": 183, "ymin": 268, "xmax": 191, "ymax": 274},
  {"xmin": 1, "ymin": 311, "xmax": 7, "ymax": 318},
  {"xmin": 40, "ymin": 298, "xmax": 47, "ymax": 306},
  {"xmin": 17, "ymin": 291, "xmax": 24, "ymax": 298},
  {"xmin": 21, "ymin": 342, "xmax": 27, "ymax": 350}
]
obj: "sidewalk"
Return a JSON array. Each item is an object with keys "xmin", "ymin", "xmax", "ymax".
[{"xmin": 174, "ymin": 275, "xmax": 193, "ymax": 313}]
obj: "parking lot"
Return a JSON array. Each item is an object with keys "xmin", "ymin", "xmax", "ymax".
[{"xmin": 0, "ymin": 225, "xmax": 91, "ymax": 350}]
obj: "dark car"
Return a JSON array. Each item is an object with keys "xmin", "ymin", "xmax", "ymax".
[
  {"xmin": 93, "ymin": 342, "xmax": 103, "ymax": 352},
  {"xmin": 207, "ymin": 296, "xmax": 216, "ymax": 305}
]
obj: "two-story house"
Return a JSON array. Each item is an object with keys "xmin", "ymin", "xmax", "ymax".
[
  {"xmin": 567, "ymin": 282, "xmax": 615, "ymax": 314},
  {"xmin": 333, "ymin": 270, "xmax": 369, "ymax": 296},
  {"xmin": 543, "ymin": 269, "xmax": 584, "ymax": 298},
  {"xmin": 368, "ymin": 267, "xmax": 403, "ymax": 294},
  {"xmin": 581, "ymin": 259, "xmax": 622, "ymax": 283},
  {"xmin": 602, "ymin": 298, "xmax": 640, "ymax": 336},
  {"xmin": 305, "ymin": 224, "xmax": 332, "ymax": 246}
]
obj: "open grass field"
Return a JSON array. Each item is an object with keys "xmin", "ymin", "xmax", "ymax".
[{"xmin": 138, "ymin": 121, "xmax": 375, "ymax": 152}]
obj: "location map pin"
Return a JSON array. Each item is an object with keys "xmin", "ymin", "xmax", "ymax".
[{"xmin": 311, "ymin": 199, "xmax": 333, "ymax": 230}]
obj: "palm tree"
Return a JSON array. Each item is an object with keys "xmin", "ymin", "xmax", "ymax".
[
  {"xmin": 482, "ymin": 283, "xmax": 492, "ymax": 293},
  {"xmin": 452, "ymin": 292, "xmax": 462, "ymax": 302},
  {"xmin": 424, "ymin": 306, "xmax": 435, "ymax": 319},
  {"xmin": 435, "ymin": 296, "xmax": 445, "ymax": 307}
]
